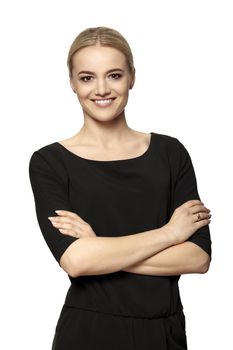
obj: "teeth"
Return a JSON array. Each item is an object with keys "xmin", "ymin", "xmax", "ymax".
[{"xmin": 95, "ymin": 99, "xmax": 113, "ymax": 105}]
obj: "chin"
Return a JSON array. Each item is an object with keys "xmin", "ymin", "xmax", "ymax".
[
  {"xmin": 83, "ymin": 108, "xmax": 126, "ymax": 122},
  {"xmin": 90, "ymin": 114, "xmax": 122, "ymax": 123}
]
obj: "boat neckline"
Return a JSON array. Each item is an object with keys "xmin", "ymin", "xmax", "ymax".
[{"xmin": 54, "ymin": 132, "xmax": 154, "ymax": 163}]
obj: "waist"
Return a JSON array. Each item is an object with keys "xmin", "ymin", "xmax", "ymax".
[{"xmin": 64, "ymin": 271, "xmax": 182, "ymax": 319}]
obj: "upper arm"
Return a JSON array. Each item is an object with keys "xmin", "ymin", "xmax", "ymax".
[
  {"xmin": 29, "ymin": 150, "xmax": 79, "ymax": 265},
  {"xmin": 170, "ymin": 139, "xmax": 212, "ymax": 260}
]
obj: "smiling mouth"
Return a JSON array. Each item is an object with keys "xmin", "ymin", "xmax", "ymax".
[{"xmin": 92, "ymin": 98, "xmax": 116, "ymax": 106}]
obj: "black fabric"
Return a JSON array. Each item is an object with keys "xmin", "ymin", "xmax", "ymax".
[
  {"xmin": 29, "ymin": 132, "xmax": 211, "ymax": 349},
  {"xmin": 52, "ymin": 306, "xmax": 187, "ymax": 350}
]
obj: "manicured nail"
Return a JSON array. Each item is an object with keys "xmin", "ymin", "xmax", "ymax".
[{"xmin": 55, "ymin": 210, "xmax": 62, "ymax": 214}]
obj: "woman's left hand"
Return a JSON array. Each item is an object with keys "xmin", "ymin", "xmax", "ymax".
[{"xmin": 48, "ymin": 210, "xmax": 96, "ymax": 238}]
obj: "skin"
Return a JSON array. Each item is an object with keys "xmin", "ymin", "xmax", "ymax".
[
  {"xmin": 48, "ymin": 44, "xmax": 211, "ymax": 277},
  {"xmin": 60, "ymin": 44, "xmax": 143, "ymax": 160}
]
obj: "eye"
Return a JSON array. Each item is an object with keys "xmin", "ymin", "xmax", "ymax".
[
  {"xmin": 80, "ymin": 75, "xmax": 93, "ymax": 82},
  {"xmin": 109, "ymin": 73, "xmax": 122, "ymax": 80}
]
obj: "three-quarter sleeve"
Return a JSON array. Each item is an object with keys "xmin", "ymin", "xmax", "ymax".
[
  {"xmin": 170, "ymin": 139, "xmax": 212, "ymax": 259},
  {"xmin": 29, "ymin": 150, "xmax": 79, "ymax": 263}
]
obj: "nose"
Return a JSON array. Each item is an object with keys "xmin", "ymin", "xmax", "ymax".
[{"xmin": 95, "ymin": 78, "xmax": 111, "ymax": 97}]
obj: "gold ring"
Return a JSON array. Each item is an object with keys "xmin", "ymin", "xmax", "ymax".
[{"xmin": 197, "ymin": 213, "xmax": 201, "ymax": 221}]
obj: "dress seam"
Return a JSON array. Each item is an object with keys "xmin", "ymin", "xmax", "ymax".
[{"xmin": 63, "ymin": 304, "xmax": 183, "ymax": 320}]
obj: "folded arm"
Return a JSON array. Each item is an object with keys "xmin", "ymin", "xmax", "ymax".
[
  {"xmin": 122, "ymin": 241, "xmax": 210, "ymax": 276},
  {"xmin": 49, "ymin": 200, "xmax": 211, "ymax": 277},
  {"xmin": 59, "ymin": 227, "xmax": 172, "ymax": 277}
]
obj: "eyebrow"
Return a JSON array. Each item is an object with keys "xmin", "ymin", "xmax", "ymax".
[{"xmin": 78, "ymin": 68, "xmax": 125, "ymax": 75}]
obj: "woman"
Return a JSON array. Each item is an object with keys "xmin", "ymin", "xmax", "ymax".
[{"xmin": 29, "ymin": 26, "xmax": 212, "ymax": 349}]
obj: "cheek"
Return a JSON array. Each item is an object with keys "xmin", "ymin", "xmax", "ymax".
[
  {"xmin": 113, "ymin": 81, "xmax": 130, "ymax": 96},
  {"xmin": 120, "ymin": 86, "xmax": 130, "ymax": 99},
  {"xmin": 75, "ymin": 86, "xmax": 92, "ymax": 100}
]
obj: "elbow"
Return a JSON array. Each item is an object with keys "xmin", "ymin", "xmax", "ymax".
[
  {"xmin": 60, "ymin": 239, "xmax": 95, "ymax": 278},
  {"xmin": 66, "ymin": 260, "xmax": 82, "ymax": 278},
  {"xmin": 196, "ymin": 254, "xmax": 211, "ymax": 274},
  {"xmin": 199, "ymin": 261, "xmax": 210, "ymax": 274},
  {"xmin": 67, "ymin": 259, "xmax": 91, "ymax": 278},
  {"xmin": 60, "ymin": 247, "xmax": 83, "ymax": 278}
]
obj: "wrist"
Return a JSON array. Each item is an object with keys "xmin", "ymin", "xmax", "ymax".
[{"xmin": 160, "ymin": 224, "xmax": 177, "ymax": 246}]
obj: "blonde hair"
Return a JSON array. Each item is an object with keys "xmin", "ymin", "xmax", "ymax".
[{"xmin": 67, "ymin": 26, "xmax": 135, "ymax": 77}]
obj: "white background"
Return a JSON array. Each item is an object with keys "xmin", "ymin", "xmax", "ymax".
[{"xmin": 0, "ymin": 0, "xmax": 232, "ymax": 349}]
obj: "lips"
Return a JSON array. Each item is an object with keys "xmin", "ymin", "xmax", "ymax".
[{"xmin": 92, "ymin": 98, "xmax": 116, "ymax": 107}]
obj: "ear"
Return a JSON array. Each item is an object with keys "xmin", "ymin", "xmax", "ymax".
[
  {"xmin": 70, "ymin": 79, "xmax": 76, "ymax": 94},
  {"xmin": 129, "ymin": 68, "xmax": 136, "ymax": 90}
]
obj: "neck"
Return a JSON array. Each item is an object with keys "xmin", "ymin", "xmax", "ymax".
[{"xmin": 76, "ymin": 113, "xmax": 134, "ymax": 147}]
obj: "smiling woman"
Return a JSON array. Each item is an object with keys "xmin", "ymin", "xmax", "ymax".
[
  {"xmin": 29, "ymin": 26, "xmax": 211, "ymax": 350},
  {"xmin": 69, "ymin": 44, "xmax": 135, "ymax": 124}
]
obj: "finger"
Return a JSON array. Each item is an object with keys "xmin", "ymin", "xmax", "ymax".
[
  {"xmin": 55, "ymin": 210, "xmax": 87, "ymax": 223},
  {"xmin": 58, "ymin": 228, "xmax": 80, "ymax": 238},
  {"xmin": 182, "ymin": 200, "xmax": 203, "ymax": 209},
  {"xmin": 190, "ymin": 204, "xmax": 210, "ymax": 215},
  {"xmin": 193, "ymin": 211, "xmax": 211, "ymax": 222},
  {"xmin": 55, "ymin": 210, "xmax": 77, "ymax": 218},
  {"xmin": 48, "ymin": 217, "xmax": 87, "ymax": 233},
  {"xmin": 195, "ymin": 217, "xmax": 211, "ymax": 229},
  {"xmin": 50, "ymin": 220, "xmax": 81, "ymax": 231},
  {"xmin": 49, "ymin": 216, "xmax": 77, "ymax": 224}
]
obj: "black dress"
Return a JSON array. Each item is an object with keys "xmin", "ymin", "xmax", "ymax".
[{"xmin": 29, "ymin": 132, "xmax": 211, "ymax": 350}]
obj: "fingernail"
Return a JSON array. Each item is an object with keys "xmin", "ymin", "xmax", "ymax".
[
  {"xmin": 48, "ymin": 217, "xmax": 55, "ymax": 221},
  {"xmin": 55, "ymin": 210, "xmax": 62, "ymax": 214}
]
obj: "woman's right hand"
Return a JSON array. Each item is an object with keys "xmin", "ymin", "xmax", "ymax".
[
  {"xmin": 48, "ymin": 210, "xmax": 96, "ymax": 239},
  {"xmin": 165, "ymin": 199, "xmax": 211, "ymax": 245}
]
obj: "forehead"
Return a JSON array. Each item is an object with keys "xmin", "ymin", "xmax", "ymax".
[{"xmin": 71, "ymin": 45, "xmax": 127, "ymax": 72}]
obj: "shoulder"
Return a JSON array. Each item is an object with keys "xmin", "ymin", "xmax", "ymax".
[
  {"xmin": 151, "ymin": 132, "xmax": 192, "ymax": 167},
  {"xmin": 151, "ymin": 131, "xmax": 185, "ymax": 153},
  {"xmin": 30, "ymin": 141, "xmax": 60, "ymax": 160},
  {"xmin": 29, "ymin": 142, "xmax": 66, "ymax": 178},
  {"xmin": 150, "ymin": 132, "xmax": 195, "ymax": 184}
]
